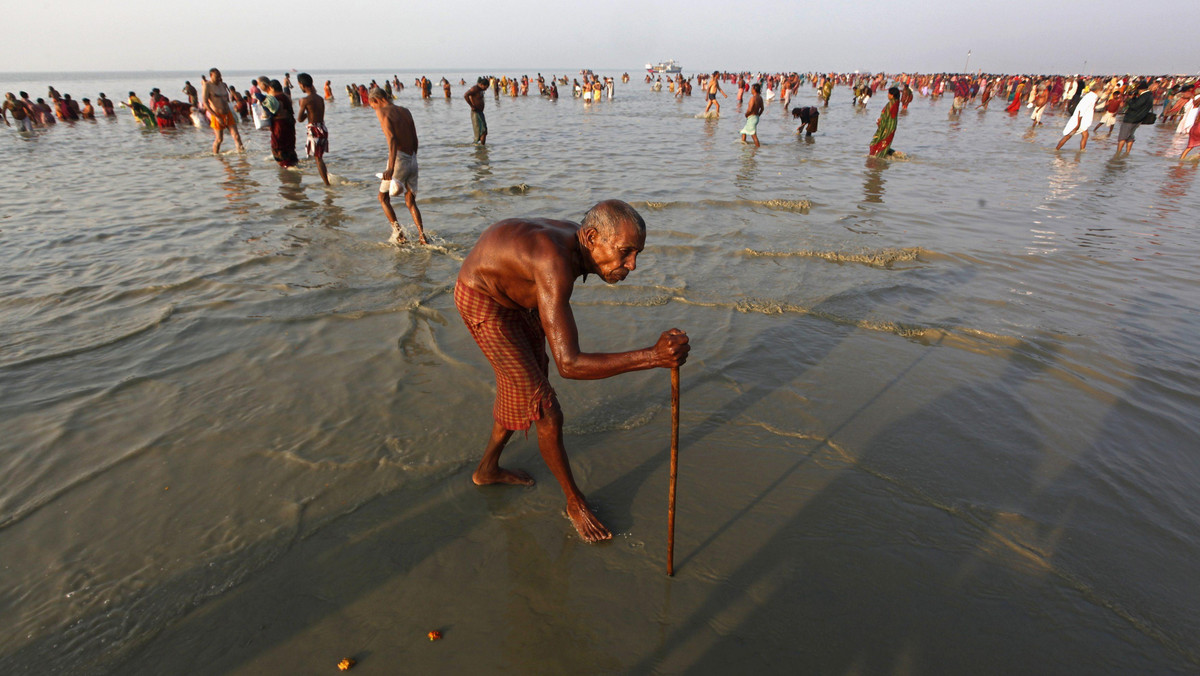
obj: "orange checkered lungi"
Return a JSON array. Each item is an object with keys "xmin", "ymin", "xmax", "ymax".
[{"xmin": 454, "ymin": 283, "xmax": 556, "ymax": 431}]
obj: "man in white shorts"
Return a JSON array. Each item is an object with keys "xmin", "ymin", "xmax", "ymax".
[{"xmin": 369, "ymin": 87, "xmax": 427, "ymax": 245}]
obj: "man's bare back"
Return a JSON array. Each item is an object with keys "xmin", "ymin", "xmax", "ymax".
[
  {"xmin": 376, "ymin": 102, "xmax": 418, "ymax": 156},
  {"xmin": 458, "ymin": 219, "xmax": 581, "ymax": 310},
  {"xmin": 456, "ymin": 202, "xmax": 689, "ymax": 542}
]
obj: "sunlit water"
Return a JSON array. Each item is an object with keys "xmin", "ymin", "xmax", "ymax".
[{"xmin": 2, "ymin": 70, "xmax": 1199, "ymax": 674}]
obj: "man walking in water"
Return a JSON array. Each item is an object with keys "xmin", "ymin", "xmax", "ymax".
[
  {"xmin": 455, "ymin": 200, "xmax": 690, "ymax": 542},
  {"xmin": 296, "ymin": 73, "xmax": 330, "ymax": 185},
  {"xmin": 465, "ymin": 77, "xmax": 488, "ymax": 144},
  {"xmin": 3, "ymin": 92, "xmax": 34, "ymax": 132},
  {"xmin": 1116, "ymin": 81, "xmax": 1156, "ymax": 155},
  {"xmin": 703, "ymin": 71, "xmax": 727, "ymax": 117},
  {"xmin": 741, "ymin": 83, "xmax": 764, "ymax": 147},
  {"xmin": 1056, "ymin": 81, "xmax": 1098, "ymax": 151},
  {"xmin": 203, "ymin": 68, "xmax": 244, "ymax": 155},
  {"xmin": 370, "ymin": 88, "xmax": 427, "ymax": 245}
]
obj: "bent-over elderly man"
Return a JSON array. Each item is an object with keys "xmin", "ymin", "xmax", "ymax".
[{"xmin": 455, "ymin": 200, "xmax": 690, "ymax": 542}]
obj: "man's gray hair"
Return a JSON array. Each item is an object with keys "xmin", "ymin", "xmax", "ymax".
[{"xmin": 581, "ymin": 200, "xmax": 646, "ymax": 238}]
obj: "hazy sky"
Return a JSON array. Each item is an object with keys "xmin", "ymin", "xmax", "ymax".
[{"xmin": 6, "ymin": 0, "xmax": 1199, "ymax": 75}]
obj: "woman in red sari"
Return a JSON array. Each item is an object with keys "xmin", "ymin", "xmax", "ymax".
[
  {"xmin": 1182, "ymin": 89, "xmax": 1200, "ymax": 160},
  {"xmin": 869, "ymin": 87, "xmax": 901, "ymax": 157},
  {"xmin": 1006, "ymin": 80, "xmax": 1025, "ymax": 113}
]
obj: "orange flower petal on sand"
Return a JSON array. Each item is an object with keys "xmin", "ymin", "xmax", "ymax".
[
  {"xmin": 428, "ymin": 630, "xmax": 443, "ymax": 641},
  {"xmin": 337, "ymin": 657, "xmax": 356, "ymax": 670}
]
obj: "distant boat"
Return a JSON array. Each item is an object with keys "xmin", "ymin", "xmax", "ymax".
[{"xmin": 646, "ymin": 60, "xmax": 682, "ymax": 75}]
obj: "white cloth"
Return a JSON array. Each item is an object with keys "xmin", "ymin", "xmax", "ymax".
[
  {"xmin": 1063, "ymin": 91, "xmax": 1098, "ymax": 136},
  {"xmin": 1177, "ymin": 96, "xmax": 1198, "ymax": 135}
]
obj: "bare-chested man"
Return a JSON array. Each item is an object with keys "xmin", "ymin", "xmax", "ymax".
[
  {"xmin": 1030, "ymin": 85, "xmax": 1050, "ymax": 127},
  {"xmin": 203, "ymin": 68, "xmax": 244, "ymax": 154},
  {"xmin": 369, "ymin": 88, "xmax": 427, "ymax": 245},
  {"xmin": 464, "ymin": 77, "xmax": 488, "ymax": 144},
  {"xmin": 4, "ymin": 92, "xmax": 34, "ymax": 132},
  {"xmin": 97, "ymin": 93, "xmax": 115, "ymax": 116},
  {"xmin": 296, "ymin": 72, "xmax": 330, "ymax": 185},
  {"xmin": 183, "ymin": 80, "xmax": 198, "ymax": 107},
  {"xmin": 703, "ymin": 70, "xmax": 727, "ymax": 116},
  {"xmin": 455, "ymin": 200, "xmax": 690, "ymax": 542}
]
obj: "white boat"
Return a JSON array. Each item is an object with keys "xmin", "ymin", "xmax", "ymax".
[{"xmin": 645, "ymin": 60, "xmax": 682, "ymax": 75}]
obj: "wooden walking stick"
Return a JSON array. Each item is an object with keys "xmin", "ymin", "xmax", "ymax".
[{"xmin": 667, "ymin": 365, "xmax": 680, "ymax": 576}]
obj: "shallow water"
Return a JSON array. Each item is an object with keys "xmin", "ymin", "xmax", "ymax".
[{"xmin": 2, "ymin": 70, "xmax": 1199, "ymax": 674}]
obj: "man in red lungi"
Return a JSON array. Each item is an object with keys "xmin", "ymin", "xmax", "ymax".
[{"xmin": 455, "ymin": 200, "xmax": 690, "ymax": 542}]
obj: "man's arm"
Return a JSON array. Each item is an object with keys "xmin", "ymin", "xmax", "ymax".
[
  {"xmin": 297, "ymin": 97, "xmax": 309, "ymax": 123},
  {"xmin": 536, "ymin": 256, "xmax": 687, "ymax": 380},
  {"xmin": 382, "ymin": 119, "xmax": 397, "ymax": 180}
]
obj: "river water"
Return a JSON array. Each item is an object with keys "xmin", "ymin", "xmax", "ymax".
[{"xmin": 2, "ymin": 69, "xmax": 1199, "ymax": 674}]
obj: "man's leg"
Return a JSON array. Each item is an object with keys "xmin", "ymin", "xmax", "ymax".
[
  {"xmin": 212, "ymin": 127, "xmax": 222, "ymax": 155},
  {"xmin": 379, "ymin": 191, "xmax": 402, "ymax": 242},
  {"xmin": 316, "ymin": 156, "xmax": 329, "ymax": 185},
  {"xmin": 472, "ymin": 421, "xmax": 532, "ymax": 485},
  {"xmin": 230, "ymin": 123, "xmax": 245, "ymax": 152},
  {"xmin": 405, "ymin": 191, "xmax": 427, "ymax": 245},
  {"xmin": 534, "ymin": 400, "xmax": 612, "ymax": 542},
  {"xmin": 1080, "ymin": 130, "xmax": 1089, "ymax": 151}
]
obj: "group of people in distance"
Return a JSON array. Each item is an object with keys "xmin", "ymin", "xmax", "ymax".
[
  {"xmin": 651, "ymin": 70, "xmax": 1200, "ymax": 160},
  {"xmin": 3, "ymin": 88, "xmax": 114, "ymax": 130}
]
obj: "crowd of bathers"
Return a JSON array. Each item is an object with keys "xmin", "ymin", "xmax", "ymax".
[
  {"xmin": 643, "ymin": 70, "xmax": 1200, "ymax": 158},
  {"xmin": 6, "ymin": 68, "xmax": 1199, "ymax": 160}
]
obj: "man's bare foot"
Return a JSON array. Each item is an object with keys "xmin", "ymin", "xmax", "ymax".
[
  {"xmin": 566, "ymin": 498, "xmax": 612, "ymax": 543},
  {"xmin": 388, "ymin": 224, "xmax": 405, "ymax": 246},
  {"xmin": 418, "ymin": 234, "xmax": 429, "ymax": 245},
  {"xmin": 472, "ymin": 467, "xmax": 534, "ymax": 486}
]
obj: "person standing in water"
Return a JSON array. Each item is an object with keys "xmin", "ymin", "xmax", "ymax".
[
  {"xmin": 370, "ymin": 88, "xmax": 427, "ymax": 245},
  {"xmin": 1115, "ymin": 81, "xmax": 1156, "ymax": 155},
  {"xmin": 465, "ymin": 77, "xmax": 488, "ymax": 145},
  {"xmin": 203, "ymin": 68, "xmax": 245, "ymax": 155},
  {"xmin": 296, "ymin": 73, "xmax": 330, "ymax": 185},
  {"xmin": 741, "ymin": 83, "xmax": 764, "ymax": 147},
  {"xmin": 454, "ymin": 200, "xmax": 690, "ymax": 542},
  {"xmin": 1031, "ymin": 84, "xmax": 1050, "ymax": 127},
  {"xmin": 869, "ymin": 87, "xmax": 901, "ymax": 157}
]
